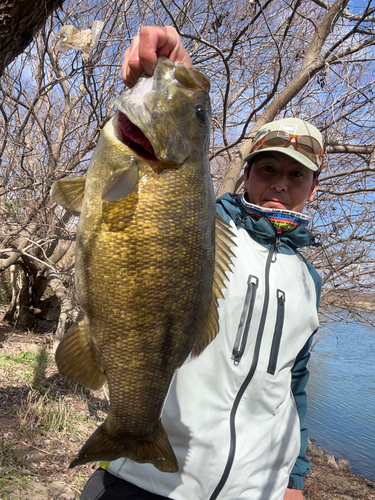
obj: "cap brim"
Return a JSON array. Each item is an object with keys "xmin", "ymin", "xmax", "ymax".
[{"xmin": 244, "ymin": 147, "xmax": 320, "ymax": 172}]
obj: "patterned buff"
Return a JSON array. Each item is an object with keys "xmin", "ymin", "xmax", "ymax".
[{"xmin": 238, "ymin": 195, "xmax": 310, "ymax": 234}]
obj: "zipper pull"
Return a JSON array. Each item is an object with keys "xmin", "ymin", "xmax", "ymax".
[
  {"xmin": 277, "ymin": 289, "xmax": 285, "ymax": 306},
  {"xmin": 233, "ymin": 352, "xmax": 241, "ymax": 366},
  {"xmin": 236, "ymin": 213, "xmax": 247, "ymax": 225},
  {"xmin": 272, "ymin": 237, "xmax": 281, "ymax": 262},
  {"xmin": 231, "ymin": 275, "xmax": 259, "ymax": 366}
]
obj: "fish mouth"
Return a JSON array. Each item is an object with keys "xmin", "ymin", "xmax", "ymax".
[{"xmin": 116, "ymin": 111, "xmax": 157, "ymax": 161}]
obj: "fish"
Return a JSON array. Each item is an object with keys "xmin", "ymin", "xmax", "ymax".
[{"xmin": 51, "ymin": 57, "xmax": 235, "ymax": 473}]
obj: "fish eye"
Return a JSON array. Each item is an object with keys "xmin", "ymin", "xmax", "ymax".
[{"xmin": 195, "ymin": 105, "xmax": 206, "ymax": 120}]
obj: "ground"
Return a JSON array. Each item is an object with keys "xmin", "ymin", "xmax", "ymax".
[
  {"xmin": 0, "ymin": 320, "xmax": 374, "ymax": 500},
  {"xmin": 304, "ymin": 451, "xmax": 375, "ymax": 500}
]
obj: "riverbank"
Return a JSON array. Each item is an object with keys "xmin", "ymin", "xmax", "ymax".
[
  {"xmin": 304, "ymin": 442, "xmax": 375, "ymax": 499},
  {"xmin": 0, "ymin": 322, "xmax": 374, "ymax": 499},
  {"xmin": 320, "ymin": 289, "xmax": 375, "ymax": 311}
]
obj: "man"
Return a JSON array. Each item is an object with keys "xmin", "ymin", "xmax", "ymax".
[{"xmin": 81, "ymin": 26, "xmax": 322, "ymax": 500}]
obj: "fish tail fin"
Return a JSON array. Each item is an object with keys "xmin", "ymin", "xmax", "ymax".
[
  {"xmin": 55, "ymin": 315, "xmax": 106, "ymax": 390},
  {"xmin": 70, "ymin": 420, "xmax": 179, "ymax": 473}
]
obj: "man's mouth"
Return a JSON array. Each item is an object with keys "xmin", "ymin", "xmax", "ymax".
[
  {"xmin": 116, "ymin": 111, "xmax": 157, "ymax": 161},
  {"xmin": 262, "ymin": 199, "xmax": 289, "ymax": 209}
]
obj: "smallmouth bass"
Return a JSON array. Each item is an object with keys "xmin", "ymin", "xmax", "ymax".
[{"xmin": 52, "ymin": 57, "xmax": 234, "ymax": 472}]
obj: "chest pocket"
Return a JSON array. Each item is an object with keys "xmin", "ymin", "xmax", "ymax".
[
  {"xmin": 267, "ymin": 289, "xmax": 286, "ymax": 375},
  {"xmin": 231, "ymin": 275, "xmax": 258, "ymax": 365}
]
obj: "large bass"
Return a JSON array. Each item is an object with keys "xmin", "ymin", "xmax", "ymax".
[{"xmin": 52, "ymin": 57, "xmax": 234, "ymax": 472}]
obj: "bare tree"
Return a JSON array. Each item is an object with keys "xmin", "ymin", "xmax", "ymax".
[
  {"xmin": 160, "ymin": 0, "xmax": 375, "ymax": 324},
  {"xmin": 1, "ymin": 0, "xmax": 375, "ymax": 339},
  {"xmin": 0, "ymin": 0, "xmax": 128, "ymax": 337},
  {"xmin": 0, "ymin": 0, "xmax": 66, "ymax": 76}
]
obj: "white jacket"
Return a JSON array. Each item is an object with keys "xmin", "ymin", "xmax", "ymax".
[{"xmin": 107, "ymin": 195, "xmax": 321, "ymax": 500}]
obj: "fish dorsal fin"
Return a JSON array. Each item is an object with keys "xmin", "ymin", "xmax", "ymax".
[
  {"xmin": 191, "ymin": 215, "xmax": 236, "ymax": 357},
  {"xmin": 51, "ymin": 176, "xmax": 86, "ymax": 215},
  {"xmin": 101, "ymin": 162, "xmax": 139, "ymax": 202}
]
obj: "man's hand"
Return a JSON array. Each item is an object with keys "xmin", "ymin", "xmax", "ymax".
[
  {"xmin": 284, "ymin": 488, "xmax": 304, "ymax": 500},
  {"xmin": 122, "ymin": 26, "xmax": 192, "ymax": 88}
]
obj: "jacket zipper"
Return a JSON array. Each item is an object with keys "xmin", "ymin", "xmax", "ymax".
[
  {"xmin": 231, "ymin": 275, "xmax": 259, "ymax": 365},
  {"xmin": 272, "ymin": 235, "xmax": 281, "ymax": 262},
  {"xmin": 267, "ymin": 289, "xmax": 285, "ymax": 375},
  {"xmin": 209, "ymin": 242, "xmax": 276, "ymax": 500}
]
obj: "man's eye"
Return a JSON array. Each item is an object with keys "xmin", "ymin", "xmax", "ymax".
[{"xmin": 291, "ymin": 171, "xmax": 303, "ymax": 177}]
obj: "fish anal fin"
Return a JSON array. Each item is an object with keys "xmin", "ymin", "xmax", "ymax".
[
  {"xmin": 70, "ymin": 420, "xmax": 179, "ymax": 473},
  {"xmin": 191, "ymin": 215, "xmax": 236, "ymax": 357},
  {"xmin": 55, "ymin": 316, "xmax": 106, "ymax": 390},
  {"xmin": 51, "ymin": 177, "xmax": 86, "ymax": 215},
  {"xmin": 101, "ymin": 162, "xmax": 139, "ymax": 202}
]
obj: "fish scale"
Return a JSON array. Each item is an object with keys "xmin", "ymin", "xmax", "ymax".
[{"xmin": 51, "ymin": 57, "xmax": 235, "ymax": 472}]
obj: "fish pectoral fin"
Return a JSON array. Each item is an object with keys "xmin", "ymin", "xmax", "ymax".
[
  {"xmin": 191, "ymin": 214, "xmax": 237, "ymax": 357},
  {"xmin": 101, "ymin": 163, "xmax": 139, "ymax": 201},
  {"xmin": 51, "ymin": 176, "xmax": 86, "ymax": 215},
  {"xmin": 70, "ymin": 420, "xmax": 179, "ymax": 473},
  {"xmin": 55, "ymin": 315, "xmax": 106, "ymax": 390}
]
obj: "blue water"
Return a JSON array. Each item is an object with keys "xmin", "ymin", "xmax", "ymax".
[{"xmin": 305, "ymin": 314, "xmax": 375, "ymax": 481}]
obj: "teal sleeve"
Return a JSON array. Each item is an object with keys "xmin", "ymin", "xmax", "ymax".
[
  {"xmin": 289, "ymin": 335, "xmax": 314, "ymax": 489},
  {"xmin": 290, "ymin": 255, "xmax": 321, "ymax": 489}
]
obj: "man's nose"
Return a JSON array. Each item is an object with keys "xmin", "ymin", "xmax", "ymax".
[{"xmin": 271, "ymin": 174, "xmax": 287, "ymax": 191}]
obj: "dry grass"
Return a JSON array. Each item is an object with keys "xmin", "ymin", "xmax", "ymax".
[
  {"xmin": 0, "ymin": 321, "xmax": 108, "ymax": 499},
  {"xmin": 0, "ymin": 317, "xmax": 374, "ymax": 499}
]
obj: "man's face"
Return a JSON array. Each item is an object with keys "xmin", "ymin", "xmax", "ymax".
[{"xmin": 244, "ymin": 151, "xmax": 318, "ymax": 213}]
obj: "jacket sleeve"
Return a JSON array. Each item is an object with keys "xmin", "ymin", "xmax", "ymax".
[{"xmin": 289, "ymin": 334, "xmax": 314, "ymax": 490}]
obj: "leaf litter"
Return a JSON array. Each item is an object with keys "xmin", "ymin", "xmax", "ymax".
[
  {"xmin": 0, "ymin": 316, "xmax": 374, "ymax": 499},
  {"xmin": 0, "ymin": 320, "xmax": 108, "ymax": 499}
]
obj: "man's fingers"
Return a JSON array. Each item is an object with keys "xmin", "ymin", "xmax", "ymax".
[
  {"xmin": 136, "ymin": 27, "xmax": 163, "ymax": 75},
  {"xmin": 122, "ymin": 35, "xmax": 142, "ymax": 87},
  {"xmin": 138, "ymin": 26, "xmax": 192, "ymax": 74},
  {"xmin": 122, "ymin": 26, "xmax": 192, "ymax": 87}
]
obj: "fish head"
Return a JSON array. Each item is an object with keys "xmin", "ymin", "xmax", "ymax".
[{"xmin": 113, "ymin": 57, "xmax": 211, "ymax": 165}]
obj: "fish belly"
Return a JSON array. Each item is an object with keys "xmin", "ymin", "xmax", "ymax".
[{"xmin": 69, "ymin": 163, "xmax": 215, "ymax": 470}]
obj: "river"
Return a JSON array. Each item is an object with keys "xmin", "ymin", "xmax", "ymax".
[{"xmin": 305, "ymin": 313, "xmax": 375, "ymax": 481}]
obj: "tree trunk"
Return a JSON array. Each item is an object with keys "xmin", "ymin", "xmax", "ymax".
[
  {"xmin": 47, "ymin": 270, "xmax": 79, "ymax": 350},
  {"xmin": 2, "ymin": 261, "xmax": 49, "ymax": 329},
  {"xmin": 3, "ymin": 264, "xmax": 19, "ymax": 324},
  {"xmin": 0, "ymin": 0, "xmax": 65, "ymax": 75},
  {"xmin": 3, "ymin": 264, "xmax": 35, "ymax": 329}
]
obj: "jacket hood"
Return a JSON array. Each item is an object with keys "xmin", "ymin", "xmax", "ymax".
[{"xmin": 216, "ymin": 193, "xmax": 319, "ymax": 253}]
